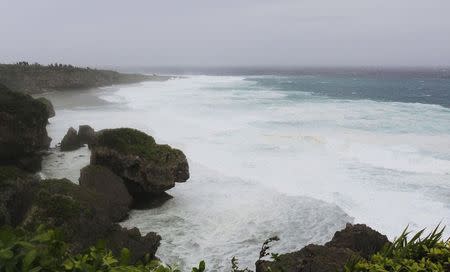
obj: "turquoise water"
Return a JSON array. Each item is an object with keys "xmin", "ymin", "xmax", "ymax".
[{"xmin": 248, "ymin": 74, "xmax": 450, "ymax": 108}]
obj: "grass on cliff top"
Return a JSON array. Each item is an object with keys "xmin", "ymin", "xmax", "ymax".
[{"xmin": 95, "ymin": 128, "xmax": 184, "ymax": 164}]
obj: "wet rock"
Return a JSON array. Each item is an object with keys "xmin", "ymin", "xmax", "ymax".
[
  {"xmin": 90, "ymin": 128, "xmax": 189, "ymax": 198},
  {"xmin": 36, "ymin": 97, "xmax": 55, "ymax": 118},
  {"xmin": 3, "ymin": 173, "xmax": 158, "ymax": 263},
  {"xmin": 60, "ymin": 127, "xmax": 82, "ymax": 151},
  {"xmin": 21, "ymin": 178, "xmax": 111, "ymax": 251},
  {"xmin": 0, "ymin": 84, "xmax": 51, "ymax": 171},
  {"xmin": 255, "ymin": 224, "xmax": 390, "ymax": 272},
  {"xmin": 256, "ymin": 244, "xmax": 356, "ymax": 272},
  {"xmin": 107, "ymin": 225, "xmax": 161, "ymax": 263},
  {"xmin": 78, "ymin": 125, "xmax": 95, "ymax": 145},
  {"xmin": 325, "ymin": 223, "xmax": 390, "ymax": 259},
  {"xmin": 79, "ymin": 165, "xmax": 132, "ymax": 221}
]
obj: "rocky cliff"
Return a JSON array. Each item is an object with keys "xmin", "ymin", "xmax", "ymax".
[{"xmin": 0, "ymin": 83, "xmax": 51, "ymax": 171}]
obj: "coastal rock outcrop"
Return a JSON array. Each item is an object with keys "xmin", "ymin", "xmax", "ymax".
[
  {"xmin": 90, "ymin": 128, "xmax": 189, "ymax": 198},
  {"xmin": 325, "ymin": 223, "xmax": 390, "ymax": 259},
  {"xmin": 0, "ymin": 83, "xmax": 51, "ymax": 171},
  {"xmin": 106, "ymin": 225, "xmax": 161, "ymax": 264},
  {"xmin": 78, "ymin": 125, "xmax": 96, "ymax": 145},
  {"xmin": 255, "ymin": 224, "xmax": 389, "ymax": 272},
  {"xmin": 21, "ymin": 178, "xmax": 160, "ymax": 261},
  {"xmin": 256, "ymin": 244, "xmax": 355, "ymax": 272},
  {"xmin": 36, "ymin": 97, "xmax": 55, "ymax": 118},
  {"xmin": 60, "ymin": 127, "xmax": 83, "ymax": 151},
  {"xmin": 79, "ymin": 165, "xmax": 132, "ymax": 221}
]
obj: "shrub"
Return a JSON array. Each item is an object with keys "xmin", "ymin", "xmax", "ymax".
[
  {"xmin": 0, "ymin": 225, "xmax": 204, "ymax": 272},
  {"xmin": 344, "ymin": 225, "xmax": 450, "ymax": 272}
]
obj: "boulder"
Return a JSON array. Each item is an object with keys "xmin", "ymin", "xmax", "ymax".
[
  {"xmin": 79, "ymin": 165, "xmax": 132, "ymax": 221},
  {"xmin": 21, "ymin": 178, "xmax": 112, "ymax": 252},
  {"xmin": 106, "ymin": 225, "xmax": 161, "ymax": 264},
  {"xmin": 78, "ymin": 125, "xmax": 96, "ymax": 145},
  {"xmin": 256, "ymin": 244, "xmax": 356, "ymax": 272},
  {"xmin": 325, "ymin": 223, "xmax": 390, "ymax": 259},
  {"xmin": 255, "ymin": 224, "xmax": 390, "ymax": 272},
  {"xmin": 90, "ymin": 128, "xmax": 189, "ymax": 198},
  {"xmin": 60, "ymin": 127, "xmax": 82, "ymax": 151},
  {"xmin": 36, "ymin": 97, "xmax": 55, "ymax": 118},
  {"xmin": 20, "ymin": 178, "xmax": 160, "ymax": 261},
  {"xmin": 0, "ymin": 83, "xmax": 51, "ymax": 171}
]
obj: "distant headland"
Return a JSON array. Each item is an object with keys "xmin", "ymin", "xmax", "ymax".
[{"xmin": 0, "ymin": 62, "xmax": 170, "ymax": 94}]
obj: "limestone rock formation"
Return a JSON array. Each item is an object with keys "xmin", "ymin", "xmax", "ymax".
[
  {"xmin": 256, "ymin": 224, "xmax": 390, "ymax": 272},
  {"xmin": 0, "ymin": 83, "xmax": 51, "ymax": 171},
  {"xmin": 325, "ymin": 223, "xmax": 390, "ymax": 259},
  {"xmin": 60, "ymin": 127, "xmax": 83, "ymax": 151},
  {"xmin": 36, "ymin": 97, "xmax": 55, "ymax": 118},
  {"xmin": 21, "ymin": 178, "xmax": 160, "ymax": 261},
  {"xmin": 256, "ymin": 244, "xmax": 355, "ymax": 272},
  {"xmin": 78, "ymin": 125, "xmax": 96, "ymax": 145},
  {"xmin": 106, "ymin": 225, "xmax": 161, "ymax": 264},
  {"xmin": 79, "ymin": 165, "xmax": 132, "ymax": 221},
  {"xmin": 90, "ymin": 128, "xmax": 189, "ymax": 198}
]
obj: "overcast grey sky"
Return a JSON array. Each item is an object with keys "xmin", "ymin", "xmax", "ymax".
[{"xmin": 1, "ymin": 0, "xmax": 450, "ymax": 67}]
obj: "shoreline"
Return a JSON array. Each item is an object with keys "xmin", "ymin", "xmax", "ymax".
[{"xmin": 38, "ymin": 79, "xmax": 354, "ymax": 269}]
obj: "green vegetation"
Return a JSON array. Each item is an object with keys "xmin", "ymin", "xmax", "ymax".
[
  {"xmin": 0, "ymin": 225, "xmax": 206, "ymax": 272},
  {"xmin": 96, "ymin": 128, "xmax": 185, "ymax": 164},
  {"xmin": 344, "ymin": 226, "xmax": 450, "ymax": 272},
  {"xmin": 0, "ymin": 166, "xmax": 28, "ymax": 186},
  {"xmin": 0, "ymin": 83, "xmax": 49, "ymax": 125}
]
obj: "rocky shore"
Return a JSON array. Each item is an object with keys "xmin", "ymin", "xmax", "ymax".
[
  {"xmin": 0, "ymin": 83, "xmax": 190, "ymax": 262},
  {"xmin": 1, "ymin": 78, "xmax": 448, "ymax": 271},
  {"xmin": 0, "ymin": 62, "xmax": 170, "ymax": 94}
]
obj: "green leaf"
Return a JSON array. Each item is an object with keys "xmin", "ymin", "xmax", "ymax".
[
  {"xmin": 31, "ymin": 230, "xmax": 54, "ymax": 243},
  {"xmin": 0, "ymin": 248, "xmax": 14, "ymax": 260},
  {"xmin": 22, "ymin": 249, "xmax": 38, "ymax": 272},
  {"xmin": 28, "ymin": 266, "xmax": 42, "ymax": 272},
  {"xmin": 199, "ymin": 260, "xmax": 205, "ymax": 272},
  {"xmin": 119, "ymin": 248, "xmax": 131, "ymax": 265},
  {"xmin": 63, "ymin": 259, "xmax": 74, "ymax": 270},
  {"xmin": 16, "ymin": 241, "xmax": 35, "ymax": 249}
]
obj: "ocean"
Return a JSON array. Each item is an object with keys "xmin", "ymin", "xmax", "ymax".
[{"xmin": 40, "ymin": 70, "xmax": 450, "ymax": 270}]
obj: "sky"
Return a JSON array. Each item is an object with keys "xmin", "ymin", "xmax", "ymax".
[{"xmin": 1, "ymin": 0, "xmax": 450, "ymax": 67}]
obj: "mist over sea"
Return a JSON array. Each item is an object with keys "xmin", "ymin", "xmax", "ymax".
[{"xmin": 41, "ymin": 69, "xmax": 450, "ymax": 270}]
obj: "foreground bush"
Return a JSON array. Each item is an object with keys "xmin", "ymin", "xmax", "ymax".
[
  {"xmin": 345, "ymin": 226, "xmax": 450, "ymax": 272},
  {"xmin": 0, "ymin": 225, "xmax": 205, "ymax": 272}
]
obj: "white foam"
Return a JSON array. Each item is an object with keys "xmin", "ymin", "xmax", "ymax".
[{"xmin": 41, "ymin": 75, "xmax": 450, "ymax": 269}]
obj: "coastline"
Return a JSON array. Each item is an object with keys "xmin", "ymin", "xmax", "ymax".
[{"xmin": 37, "ymin": 80, "xmax": 353, "ymax": 270}]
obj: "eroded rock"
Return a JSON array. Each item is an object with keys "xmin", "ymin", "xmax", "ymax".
[
  {"xmin": 79, "ymin": 165, "xmax": 132, "ymax": 221},
  {"xmin": 325, "ymin": 223, "xmax": 390, "ymax": 259},
  {"xmin": 60, "ymin": 127, "xmax": 82, "ymax": 151},
  {"xmin": 256, "ymin": 244, "xmax": 356, "ymax": 272},
  {"xmin": 78, "ymin": 125, "xmax": 95, "ymax": 145},
  {"xmin": 255, "ymin": 224, "xmax": 390, "ymax": 272},
  {"xmin": 0, "ymin": 84, "xmax": 51, "ymax": 171},
  {"xmin": 90, "ymin": 128, "xmax": 189, "ymax": 198},
  {"xmin": 36, "ymin": 97, "xmax": 55, "ymax": 118}
]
